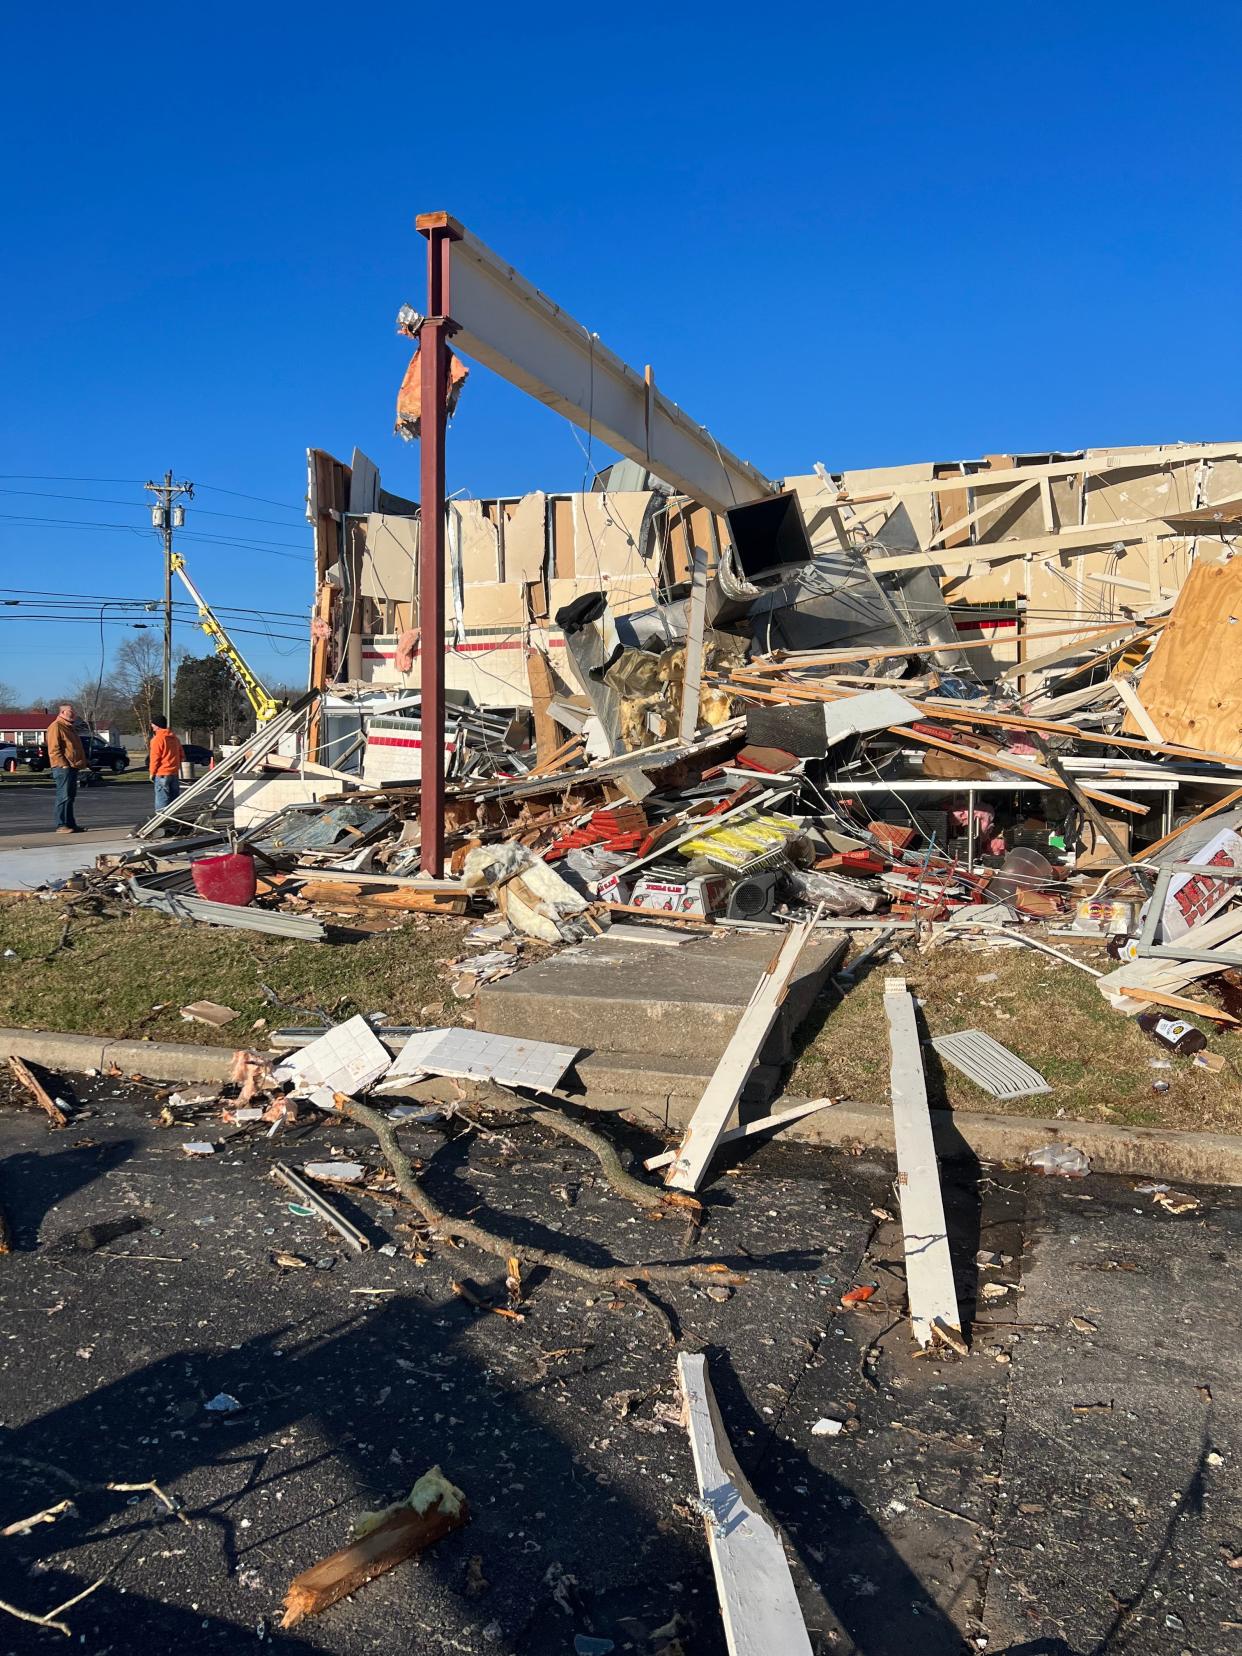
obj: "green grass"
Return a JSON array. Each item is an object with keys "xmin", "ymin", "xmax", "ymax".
[
  {"xmin": 0, "ymin": 898, "xmax": 467, "ymax": 1046},
  {"xmin": 2, "ymin": 894, "xmax": 1240, "ymax": 1136},
  {"xmin": 790, "ymin": 936, "xmax": 1242, "ymax": 1135}
]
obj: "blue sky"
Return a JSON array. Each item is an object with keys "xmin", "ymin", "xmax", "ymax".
[{"xmin": 2, "ymin": 2, "xmax": 1240, "ymax": 701}]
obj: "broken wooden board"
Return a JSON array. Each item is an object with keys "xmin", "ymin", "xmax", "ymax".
[
  {"xmin": 644, "ymin": 1098, "xmax": 836, "ymax": 1170},
  {"xmin": 884, "ymin": 979, "xmax": 962, "ymax": 1350},
  {"xmin": 663, "ymin": 912, "xmax": 821, "ymax": 1192},
  {"xmin": 281, "ymin": 1467, "xmax": 467, "ymax": 1627},
  {"xmin": 295, "ymin": 881, "xmax": 467, "ymax": 914},
  {"xmin": 1098, "ymin": 907, "xmax": 1242, "ymax": 1013},
  {"xmin": 1116, "ymin": 986, "xmax": 1240, "ymax": 1025},
  {"xmin": 1122, "ymin": 559, "xmax": 1242, "ymax": 756},
  {"xmin": 7, "ymin": 1056, "xmax": 67, "ymax": 1127},
  {"xmin": 676, "ymin": 1351, "xmax": 812, "ymax": 1656},
  {"xmin": 1112, "ymin": 676, "xmax": 1166, "ymax": 746}
]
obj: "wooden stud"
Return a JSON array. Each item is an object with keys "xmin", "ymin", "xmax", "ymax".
[
  {"xmin": 664, "ymin": 912, "xmax": 822, "ymax": 1193},
  {"xmin": 676, "ymin": 1351, "xmax": 813, "ymax": 1656},
  {"xmin": 1116, "ymin": 985, "xmax": 1239, "ymax": 1025},
  {"xmin": 883, "ymin": 980, "xmax": 961, "ymax": 1350},
  {"xmin": 7, "ymin": 1056, "xmax": 68, "ymax": 1128},
  {"xmin": 644, "ymin": 1098, "xmax": 836, "ymax": 1170},
  {"xmin": 1112, "ymin": 677, "xmax": 1166, "ymax": 746},
  {"xmin": 280, "ymin": 1473, "xmax": 467, "ymax": 1628}
]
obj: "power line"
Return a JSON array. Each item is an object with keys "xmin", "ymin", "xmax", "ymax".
[
  {"xmin": 0, "ymin": 513, "xmax": 308, "ymax": 560},
  {"xmin": 0, "ymin": 604, "xmax": 308, "ymax": 638},
  {"xmin": 0, "ymin": 613, "xmax": 306, "ymax": 644},
  {"xmin": 0, "ymin": 587, "xmax": 309, "ymax": 621},
  {"xmin": 0, "ymin": 508, "xmax": 306, "ymax": 546},
  {"xmin": 0, "ymin": 486, "xmax": 309, "ymax": 529},
  {"xmin": 194, "ymin": 483, "xmax": 305, "ymax": 513},
  {"xmin": 0, "ymin": 473, "xmax": 142, "ymax": 484},
  {"xmin": 0, "ymin": 474, "xmax": 306, "ymax": 514}
]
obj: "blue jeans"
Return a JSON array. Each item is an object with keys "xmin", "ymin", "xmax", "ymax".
[
  {"xmin": 52, "ymin": 767, "xmax": 79, "ymax": 829},
  {"xmin": 153, "ymin": 774, "xmax": 181, "ymax": 812}
]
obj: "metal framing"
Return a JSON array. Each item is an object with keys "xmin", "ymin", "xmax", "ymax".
[
  {"xmin": 430, "ymin": 214, "xmax": 773, "ymax": 515},
  {"xmin": 415, "ymin": 214, "xmax": 460, "ymax": 876}
]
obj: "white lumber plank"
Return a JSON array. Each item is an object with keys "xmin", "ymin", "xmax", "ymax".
[
  {"xmin": 1112, "ymin": 676, "xmax": 1167, "ymax": 746},
  {"xmin": 926, "ymin": 475, "xmax": 1037, "ymax": 549},
  {"xmin": 676, "ymin": 1352, "xmax": 813, "ymax": 1656},
  {"xmin": 643, "ymin": 1098, "xmax": 835, "ymax": 1171},
  {"xmin": 884, "ymin": 978, "xmax": 961, "ymax": 1348},
  {"xmin": 663, "ymin": 914, "xmax": 821, "ymax": 1192}
]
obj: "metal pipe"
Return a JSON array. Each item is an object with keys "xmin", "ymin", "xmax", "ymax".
[{"xmin": 272, "ymin": 1161, "xmax": 370, "ymax": 1251}]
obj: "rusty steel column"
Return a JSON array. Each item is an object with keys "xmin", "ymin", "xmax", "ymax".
[{"xmin": 415, "ymin": 213, "xmax": 460, "ymax": 876}]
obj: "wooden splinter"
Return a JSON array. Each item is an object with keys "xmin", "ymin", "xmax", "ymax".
[{"xmin": 281, "ymin": 1468, "xmax": 467, "ymax": 1628}]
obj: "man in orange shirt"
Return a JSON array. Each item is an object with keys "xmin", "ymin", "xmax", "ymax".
[
  {"xmin": 148, "ymin": 717, "xmax": 184, "ymax": 813},
  {"xmin": 46, "ymin": 703, "xmax": 89, "ymax": 833}
]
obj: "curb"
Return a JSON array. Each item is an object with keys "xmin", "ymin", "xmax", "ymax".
[
  {"xmin": 0, "ymin": 1028, "xmax": 238, "ymax": 1085},
  {"xmin": 2, "ymin": 1025, "xmax": 1239, "ymax": 1188},
  {"xmin": 777, "ymin": 1097, "xmax": 1242, "ymax": 1190}
]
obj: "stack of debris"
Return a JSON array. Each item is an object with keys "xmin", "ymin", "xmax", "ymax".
[{"xmin": 50, "ymin": 505, "xmax": 1236, "ymax": 1085}]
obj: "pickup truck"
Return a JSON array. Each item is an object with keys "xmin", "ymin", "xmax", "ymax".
[{"xmin": 23, "ymin": 736, "xmax": 130, "ymax": 774}]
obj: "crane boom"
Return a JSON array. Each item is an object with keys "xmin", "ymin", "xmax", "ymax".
[{"xmin": 170, "ymin": 555, "xmax": 281, "ymax": 723}]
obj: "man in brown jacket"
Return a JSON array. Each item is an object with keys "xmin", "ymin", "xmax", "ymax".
[{"xmin": 46, "ymin": 703, "xmax": 89, "ymax": 833}]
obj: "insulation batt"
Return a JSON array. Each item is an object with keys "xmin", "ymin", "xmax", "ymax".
[{"xmin": 462, "ymin": 843, "xmax": 589, "ymax": 943}]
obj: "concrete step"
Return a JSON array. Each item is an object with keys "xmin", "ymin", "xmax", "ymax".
[
  {"xmin": 569, "ymin": 1049, "xmax": 781, "ymax": 1106},
  {"xmin": 477, "ymin": 928, "xmax": 845, "ymax": 1067}
]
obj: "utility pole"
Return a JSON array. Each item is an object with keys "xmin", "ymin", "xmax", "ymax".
[{"xmin": 144, "ymin": 471, "xmax": 194, "ymax": 722}]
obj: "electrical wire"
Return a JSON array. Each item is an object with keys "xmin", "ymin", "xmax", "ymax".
[
  {"xmin": 0, "ymin": 487, "xmax": 306, "ymax": 530},
  {"xmin": 0, "ymin": 613, "xmax": 305, "ymax": 644},
  {"xmin": 0, "ymin": 474, "xmax": 305, "ymax": 514},
  {"xmin": 0, "ymin": 513, "xmax": 308, "ymax": 559},
  {"xmin": 0, "ymin": 588, "xmax": 308, "ymax": 622},
  {"xmin": 195, "ymin": 482, "xmax": 305, "ymax": 513}
]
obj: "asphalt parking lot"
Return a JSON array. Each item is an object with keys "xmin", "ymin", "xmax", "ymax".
[
  {"xmin": 0, "ymin": 777, "xmax": 150, "ymax": 839},
  {"xmin": 0, "ymin": 1072, "xmax": 1238, "ymax": 1654}
]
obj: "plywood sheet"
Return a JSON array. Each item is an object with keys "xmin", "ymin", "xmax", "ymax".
[{"xmin": 1126, "ymin": 558, "xmax": 1242, "ymax": 755}]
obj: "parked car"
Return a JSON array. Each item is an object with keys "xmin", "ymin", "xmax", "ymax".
[
  {"xmin": 181, "ymin": 743, "xmax": 216, "ymax": 766},
  {"xmin": 23, "ymin": 736, "xmax": 129, "ymax": 774},
  {"xmin": 0, "ymin": 742, "xmax": 19, "ymax": 774}
]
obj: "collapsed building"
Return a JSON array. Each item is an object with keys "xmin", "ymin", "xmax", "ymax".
[
  {"xmin": 133, "ymin": 212, "xmax": 1242, "ymax": 974},
  {"xmin": 63, "ymin": 216, "xmax": 1242, "ymax": 1649}
]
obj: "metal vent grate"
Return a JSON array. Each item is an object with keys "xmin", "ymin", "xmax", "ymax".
[{"xmin": 929, "ymin": 1030, "xmax": 1051, "ymax": 1099}]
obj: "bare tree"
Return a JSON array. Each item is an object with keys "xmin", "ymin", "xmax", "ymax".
[
  {"xmin": 61, "ymin": 675, "xmax": 127, "ymax": 733},
  {"xmin": 0, "ymin": 679, "xmax": 18, "ymax": 709},
  {"xmin": 113, "ymin": 634, "xmax": 165, "ymax": 735}
]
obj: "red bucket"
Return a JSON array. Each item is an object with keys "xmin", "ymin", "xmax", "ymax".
[{"xmin": 191, "ymin": 851, "xmax": 256, "ymax": 907}]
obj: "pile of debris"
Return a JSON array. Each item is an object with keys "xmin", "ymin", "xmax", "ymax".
[{"xmin": 82, "ymin": 540, "xmax": 1241, "ymax": 1054}]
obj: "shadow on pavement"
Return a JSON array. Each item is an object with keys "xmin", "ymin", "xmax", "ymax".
[
  {"xmin": 705, "ymin": 1342, "xmax": 967, "ymax": 1653},
  {"xmin": 0, "ymin": 1271, "xmax": 984, "ymax": 1655},
  {"xmin": 0, "ymin": 1137, "xmax": 136, "ymax": 1251}
]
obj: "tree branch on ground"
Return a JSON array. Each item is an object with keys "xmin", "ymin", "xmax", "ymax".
[{"xmin": 339, "ymin": 1097, "xmax": 740, "ymax": 1292}]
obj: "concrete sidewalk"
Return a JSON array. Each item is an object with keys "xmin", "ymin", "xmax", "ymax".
[
  {"xmin": 0, "ymin": 827, "xmax": 133, "ymax": 890},
  {"xmin": 3, "ymin": 1023, "xmax": 1241, "ymax": 1186}
]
